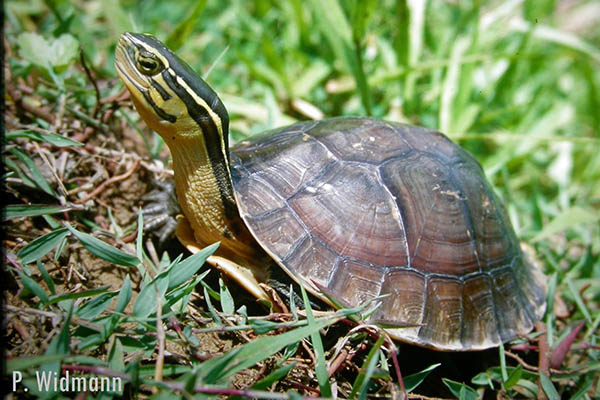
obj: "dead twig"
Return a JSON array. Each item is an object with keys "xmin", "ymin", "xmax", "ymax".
[
  {"xmin": 536, "ymin": 322, "xmax": 550, "ymax": 400},
  {"xmin": 79, "ymin": 49, "xmax": 102, "ymax": 118},
  {"xmin": 154, "ymin": 283, "xmax": 165, "ymax": 391},
  {"xmin": 100, "ymin": 87, "xmax": 130, "ymax": 104},
  {"xmin": 75, "ymin": 159, "xmax": 140, "ymax": 204},
  {"xmin": 505, "ymin": 350, "xmax": 592, "ymax": 376},
  {"xmin": 327, "ymin": 347, "xmax": 348, "ymax": 377}
]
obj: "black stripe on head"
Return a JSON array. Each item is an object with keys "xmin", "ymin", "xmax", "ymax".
[
  {"xmin": 150, "ymin": 78, "xmax": 172, "ymax": 101},
  {"xmin": 161, "ymin": 69, "xmax": 237, "ymax": 219},
  {"xmin": 141, "ymin": 90, "xmax": 177, "ymax": 123}
]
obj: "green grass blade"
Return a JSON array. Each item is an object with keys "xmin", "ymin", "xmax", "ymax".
[
  {"xmin": 350, "ymin": 0, "xmax": 376, "ymax": 115},
  {"xmin": 165, "ymin": 0, "xmax": 207, "ymax": 51},
  {"xmin": 8, "ymin": 147, "xmax": 57, "ymax": 197},
  {"xmin": 540, "ymin": 373, "xmax": 560, "ymax": 400},
  {"xmin": 407, "ymin": 0, "xmax": 425, "ymax": 66},
  {"xmin": 403, "ymin": 363, "xmax": 441, "ymax": 393},
  {"xmin": 5, "ymin": 129, "xmax": 83, "ymax": 147},
  {"xmin": 569, "ymin": 373, "xmax": 595, "ymax": 400},
  {"xmin": 403, "ymin": 0, "xmax": 426, "ymax": 104},
  {"xmin": 108, "ymin": 338, "xmax": 125, "ymax": 376},
  {"xmin": 499, "ymin": 344, "xmax": 508, "ymax": 382},
  {"xmin": 531, "ymin": 207, "xmax": 599, "ymax": 243},
  {"xmin": 3, "ymin": 205, "xmax": 71, "ymax": 220},
  {"xmin": 201, "ymin": 314, "xmax": 339, "ymax": 383},
  {"xmin": 219, "ymin": 278, "xmax": 235, "ymax": 314},
  {"xmin": 133, "ymin": 271, "xmax": 169, "ymax": 319},
  {"xmin": 509, "ymin": 19, "xmax": 600, "ymax": 63},
  {"xmin": 135, "ymin": 208, "xmax": 144, "ymax": 263},
  {"xmin": 203, "ymin": 285, "xmax": 222, "ymax": 325},
  {"xmin": 36, "ymin": 260, "xmax": 55, "ymax": 295},
  {"xmin": 203, "ymin": 347, "xmax": 242, "ymax": 384},
  {"xmin": 39, "ymin": 301, "xmax": 73, "ymax": 396},
  {"xmin": 306, "ymin": 0, "xmax": 372, "ymax": 114},
  {"xmin": 167, "ymin": 242, "xmax": 218, "ymax": 289},
  {"xmin": 6, "ymin": 354, "xmax": 106, "ymax": 373},
  {"xmin": 249, "ymin": 319, "xmax": 279, "ymax": 335},
  {"xmin": 291, "ymin": 60, "xmax": 331, "ymax": 97},
  {"xmin": 4, "ymin": 157, "xmax": 37, "ymax": 189},
  {"xmin": 504, "ymin": 364, "xmax": 522, "ymax": 390},
  {"xmin": 250, "ymin": 362, "xmax": 296, "ymax": 391},
  {"xmin": 442, "ymin": 378, "xmax": 478, "ymax": 400},
  {"xmin": 66, "ymin": 224, "xmax": 140, "ymax": 268},
  {"xmin": 114, "ymin": 274, "xmax": 132, "ymax": 314},
  {"xmin": 440, "ymin": 37, "xmax": 471, "ymax": 135},
  {"xmin": 46, "ymin": 285, "xmax": 111, "ymax": 306},
  {"xmin": 76, "ymin": 291, "xmax": 118, "ymax": 320},
  {"xmin": 18, "ymin": 227, "xmax": 69, "ymax": 264},
  {"xmin": 300, "ymin": 283, "xmax": 332, "ymax": 398},
  {"xmin": 17, "ymin": 271, "xmax": 50, "ymax": 304},
  {"xmin": 566, "ymin": 277, "xmax": 593, "ymax": 323},
  {"xmin": 166, "ymin": 272, "xmax": 208, "ymax": 314},
  {"xmin": 351, "ymin": 335, "xmax": 385, "ymax": 399}
]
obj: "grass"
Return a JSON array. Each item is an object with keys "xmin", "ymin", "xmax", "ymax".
[{"xmin": 3, "ymin": 0, "xmax": 599, "ymax": 398}]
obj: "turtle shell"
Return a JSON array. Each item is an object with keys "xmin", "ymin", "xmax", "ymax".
[{"xmin": 230, "ymin": 117, "xmax": 546, "ymax": 351}]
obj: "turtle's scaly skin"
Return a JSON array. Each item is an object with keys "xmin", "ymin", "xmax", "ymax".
[{"xmin": 230, "ymin": 117, "xmax": 546, "ymax": 351}]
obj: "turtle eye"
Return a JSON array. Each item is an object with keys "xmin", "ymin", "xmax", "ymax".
[{"xmin": 136, "ymin": 51, "xmax": 164, "ymax": 75}]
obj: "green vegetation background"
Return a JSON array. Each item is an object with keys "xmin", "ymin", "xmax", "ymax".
[{"xmin": 4, "ymin": 0, "xmax": 599, "ymax": 398}]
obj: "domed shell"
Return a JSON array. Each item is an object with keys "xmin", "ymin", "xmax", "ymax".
[{"xmin": 230, "ymin": 117, "xmax": 546, "ymax": 351}]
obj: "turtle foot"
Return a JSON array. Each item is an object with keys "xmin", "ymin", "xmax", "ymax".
[{"xmin": 142, "ymin": 179, "xmax": 180, "ymax": 245}]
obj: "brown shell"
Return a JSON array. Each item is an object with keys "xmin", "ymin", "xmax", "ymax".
[{"xmin": 230, "ymin": 117, "xmax": 546, "ymax": 350}]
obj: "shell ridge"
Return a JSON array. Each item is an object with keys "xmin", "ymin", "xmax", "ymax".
[
  {"xmin": 285, "ymin": 161, "xmax": 337, "ymax": 204},
  {"xmin": 411, "ymin": 180, "xmax": 436, "ymax": 268},
  {"xmin": 446, "ymin": 162, "xmax": 483, "ymax": 272},
  {"xmin": 376, "ymin": 165, "xmax": 411, "ymax": 268},
  {"xmin": 280, "ymin": 234, "xmax": 309, "ymax": 264},
  {"xmin": 509, "ymin": 256, "xmax": 540, "ymax": 325},
  {"xmin": 290, "ymin": 137, "xmax": 340, "ymax": 194},
  {"xmin": 416, "ymin": 273, "xmax": 430, "ymax": 342}
]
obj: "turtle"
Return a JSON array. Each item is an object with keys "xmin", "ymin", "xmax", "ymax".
[{"xmin": 115, "ymin": 32, "xmax": 546, "ymax": 351}]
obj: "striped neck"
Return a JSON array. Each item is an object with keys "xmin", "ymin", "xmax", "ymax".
[{"xmin": 168, "ymin": 133, "xmax": 235, "ymax": 241}]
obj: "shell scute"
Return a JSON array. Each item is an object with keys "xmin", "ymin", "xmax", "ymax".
[
  {"xmin": 420, "ymin": 277, "xmax": 464, "ymax": 348},
  {"xmin": 461, "ymin": 275, "xmax": 501, "ymax": 347},
  {"xmin": 328, "ymin": 260, "xmax": 386, "ymax": 307},
  {"xmin": 371, "ymin": 269, "xmax": 426, "ymax": 339},
  {"xmin": 379, "ymin": 153, "xmax": 480, "ymax": 275},
  {"xmin": 288, "ymin": 162, "xmax": 408, "ymax": 267},
  {"xmin": 308, "ymin": 118, "xmax": 413, "ymax": 164},
  {"xmin": 242, "ymin": 206, "xmax": 305, "ymax": 260},
  {"xmin": 452, "ymin": 161, "xmax": 516, "ymax": 271},
  {"xmin": 282, "ymin": 235, "xmax": 339, "ymax": 288},
  {"xmin": 491, "ymin": 267, "xmax": 536, "ymax": 342}
]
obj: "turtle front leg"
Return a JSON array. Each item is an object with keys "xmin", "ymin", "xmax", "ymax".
[
  {"xmin": 142, "ymin": 179, "xmax": 180, "ymax": 245},
  {"xmin": 175, "ymin": 216, "xmax": 273, "ymax": 306},
  {"xmin": 176, "ymin": 216, "xmax": 320, "ymax": 311}
]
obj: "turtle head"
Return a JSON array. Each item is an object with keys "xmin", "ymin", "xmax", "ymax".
[{"xmin": 115, "ymin": 32, "xmax": 229, "ymax": 147}]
